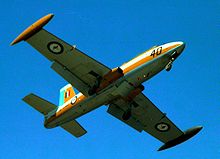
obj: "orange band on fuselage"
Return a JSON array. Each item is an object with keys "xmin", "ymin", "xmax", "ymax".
[
  {"xmin": 46, "ymin": 94, "xmax": 86, "ymax": 124},
  {"xmin": 122, "ymin": 44, "xmax": 179, "ymax": 74}
]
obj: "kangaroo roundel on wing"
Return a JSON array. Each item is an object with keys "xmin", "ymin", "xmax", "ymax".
[
  {"xmin": 47, "ymin": 41, "xmax": 64, "ymax": 54},
  {"xmin": 155, "ymin": 122, "xmax": 170, "ymax": 132}
]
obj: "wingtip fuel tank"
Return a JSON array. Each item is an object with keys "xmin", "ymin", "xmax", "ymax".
[
  {"xmin": 158, "ymin": 126, "xmax": 203, "ymax": 151},
  {"xmin": 10, "ymin": 13, "xmax": 54, "ymax": 46}
]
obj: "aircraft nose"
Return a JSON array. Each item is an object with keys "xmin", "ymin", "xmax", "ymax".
[{"xmin": 176, "ymin": 41, "xmax": 185, "ymax": 54}]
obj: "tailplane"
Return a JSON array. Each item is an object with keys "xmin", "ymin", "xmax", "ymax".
[
  {"xmin": 23, "ymin": 93, "xmax": 57, "ymax": 115},
  {"xmin": 23, "ymin": 84, "xmax": 87, "ymax": 138}
]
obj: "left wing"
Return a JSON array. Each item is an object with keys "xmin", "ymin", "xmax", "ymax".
[
  {"xmin": 11, "ymin": 14, "xmax": 110, "ymax": 96},
  {"xmin": 108, "ymin": 93, "xmax": 202, "ymax": 150}
]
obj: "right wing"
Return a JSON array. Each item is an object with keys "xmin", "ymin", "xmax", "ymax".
[
  {"xmin": 131, "ymin": 93, "xmax": 184, "ymax": 143},
  {"xmin": 108, "ymin": 93, "xmax": 184, "ymax": 143},
  {"xmin": 11, "ymin": 14, "xmax": 111, "ymax": 96}
]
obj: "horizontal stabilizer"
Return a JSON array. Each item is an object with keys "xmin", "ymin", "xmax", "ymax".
[
  {"xmin": 23, "ymin": 93, "xmax": 57, "ymax": 115},
  {"xmin": 158, "ymin": 126, "xmax": 203, "ymax": 151},
  {"xmin": 61, "ymin": 120, "xmax": 87, "ymax": 138}
]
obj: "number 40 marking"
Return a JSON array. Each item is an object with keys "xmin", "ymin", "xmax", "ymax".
[{"xmin": 150, "ymin": 47, "xmax": 162, "ymax": 58}]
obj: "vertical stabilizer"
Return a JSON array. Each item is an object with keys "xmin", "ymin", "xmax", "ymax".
[{"xmin": 59, "ymin": 84, "xmax": 75, "ymax": 106}]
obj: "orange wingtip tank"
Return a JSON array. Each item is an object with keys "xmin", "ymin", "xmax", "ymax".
[{"xmin": 10, "ymin": 13, "xmax": 54, "ymax": 46}]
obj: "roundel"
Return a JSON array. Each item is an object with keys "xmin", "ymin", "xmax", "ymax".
[
  {"xmin": 47, "ymin": 41, "xmax": 64, "ymax": 54},
  {"xmin": 71, "ymin": 96, "xmax": 77, "ymax": 105},
  {"xmin": 155, "ymin": 122, "xmax": 170, "ymax": 132}
]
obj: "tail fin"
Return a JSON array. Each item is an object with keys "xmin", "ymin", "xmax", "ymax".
[{"xmin": 59, "ymin": 84, "xmax": 75, "ymax": 106}]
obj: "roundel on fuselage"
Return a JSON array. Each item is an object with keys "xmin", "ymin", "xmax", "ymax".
[{"xmin": 71, "ymin": 96, "xmax": 77, "ymax": 105}]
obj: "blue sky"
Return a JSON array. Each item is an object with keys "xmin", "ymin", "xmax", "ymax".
[{"xmin": 1, "ymin": 1, "xmax": 219, "ymax": 158}]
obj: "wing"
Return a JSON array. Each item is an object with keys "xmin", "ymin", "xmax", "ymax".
[
  {"xmin": 11, "ymin": 14, "xmax": 110, "ymax": 96},
  {"xmin": 108, "ymin": 93, "xmax": 184, "ymax": 143},
  {"xmin": 132, "ymin": 93, "xmax": 184, "ymax": 143}
]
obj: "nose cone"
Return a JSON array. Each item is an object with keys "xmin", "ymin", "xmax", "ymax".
[
  {"xmin": 162, "ymin": 41, "xmax": 185, "ymax": 54},
  {"xmin": 162, "ymin": 41, "xmax": 185, "ymax": 60},
  {"xmin": 175, "ymin": 41, "xmax": 185, "ymax": 54}
]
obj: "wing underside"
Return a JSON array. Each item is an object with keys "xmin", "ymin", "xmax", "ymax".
[
  {"xmin": 108, "ymin": 93, "xmax": 184, "ymax": 143},
  {"xmin": 11, "ymin": 14, "xmax": 110, "ymax": 96},
  {"xmin": 108, "ymin": 93, "xmax": 202, "ymax": 150},
  {"xmin": 26, "ymin": 29, "xmax": 110, "ymax": 96}
]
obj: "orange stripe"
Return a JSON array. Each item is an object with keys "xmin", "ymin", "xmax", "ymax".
[
  {"xmin": 122, "ymin": 44, "xmax": 179, "ymax": 74},
  {"xmin": 56, "ymin": 95, "xmax": 86, "ymax": 117},
  {"xmin": 46, "ymin": 94, "xmax": 86, "ymax": 123}
]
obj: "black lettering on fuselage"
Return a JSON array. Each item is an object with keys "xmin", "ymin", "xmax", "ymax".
[{"xmin": 150, "ymin": 47, "xmax": 162, "ymax": 58}]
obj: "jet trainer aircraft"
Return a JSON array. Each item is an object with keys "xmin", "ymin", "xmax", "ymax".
[{"xmin": 11, "ymin": 14, "xmax": 202, "ymax": 151}]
